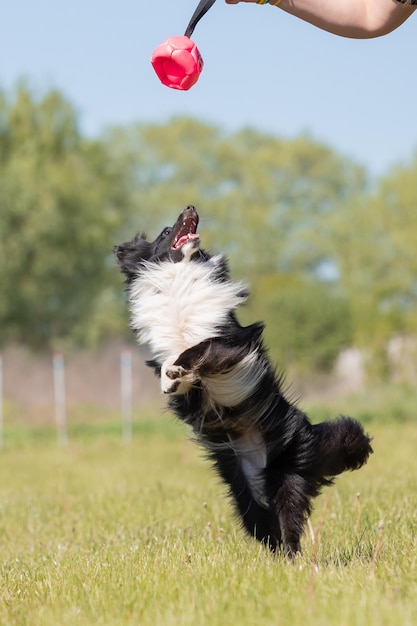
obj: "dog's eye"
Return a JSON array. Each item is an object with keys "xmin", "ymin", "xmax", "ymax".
[{"xmin": 162, "ymin": 228, "xmax": 172, "ymax": 237}]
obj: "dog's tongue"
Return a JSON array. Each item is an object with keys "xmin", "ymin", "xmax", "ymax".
[{"xmin": 175, "ymin": 232, "xmax": 199, "ymax": 248}]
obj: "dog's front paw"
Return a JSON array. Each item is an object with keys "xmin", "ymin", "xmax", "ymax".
[
  {"xmin": 165, "ymin": 364, "xmax": 187, "ymax": 381},
  {"xmin": 161, "ymin": 361, "xmax": 194, "ymax": 394}
]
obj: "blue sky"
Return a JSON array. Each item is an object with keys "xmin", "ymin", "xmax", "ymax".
[{"xmin": 3, "ymin": 0, "xmax": 417, "ymax": 177}]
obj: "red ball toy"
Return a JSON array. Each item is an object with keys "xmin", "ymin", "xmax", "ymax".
[
  {"xmin": 151, "ymin": 0, "xmax": 216, "ymax": 91},
  {"xmin": 151, "ymin": 36, "xmax": 204, "ymax": 91}
]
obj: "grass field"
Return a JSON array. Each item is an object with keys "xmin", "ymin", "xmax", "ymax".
[{"xmin": 1, "ymin": 402, "xmax": 417, "ymax": 626}]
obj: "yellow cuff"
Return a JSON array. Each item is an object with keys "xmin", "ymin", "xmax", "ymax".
[{"xmin": 257, "ymin": 0, "xmax": 282, "ymax": 5}]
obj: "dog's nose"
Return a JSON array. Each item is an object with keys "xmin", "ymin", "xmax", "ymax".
[{"xmin": 184, "ymin": 205, "xmax": 197, "ymax": 216}]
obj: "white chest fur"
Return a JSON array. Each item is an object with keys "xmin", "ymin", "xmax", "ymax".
[
  {"xmin": 231, "ymin": 429, "xmax": 268, "ymax": 509},
  {"xmin": 129, "ymin": 256, "xmax": 246, "ymax": 362}
]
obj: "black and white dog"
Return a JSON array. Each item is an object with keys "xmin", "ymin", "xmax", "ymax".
[{"xmin": 114, "ymin": 205, "xmax": 372, "ymax": 557}]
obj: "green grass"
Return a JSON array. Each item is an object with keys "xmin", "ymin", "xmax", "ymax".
[
  {"xmin": 306, "ymin": 384, "xmax": 417, "ymax": 426},
  {"xmin": 0, "ymin": 414, "xmax": 416, "ymax": 626}
]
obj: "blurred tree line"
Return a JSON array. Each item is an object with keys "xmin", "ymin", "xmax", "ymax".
[{"xmin": 1, "ymin": 86, "xmax": 416, "ymax": 376}]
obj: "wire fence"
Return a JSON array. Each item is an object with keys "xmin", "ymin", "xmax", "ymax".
[
  {"xmin": 0, "ymin": 342, "xmax": 161, "ymax": 448},
  {"xmin": 1, "ymin": 336, "xmax": 416, "ymax": 448}
]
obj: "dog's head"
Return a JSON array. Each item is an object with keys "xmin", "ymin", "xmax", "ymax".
[{"xmin": 114, "ymin": 205, "xmax": 206, "ymax": 282}]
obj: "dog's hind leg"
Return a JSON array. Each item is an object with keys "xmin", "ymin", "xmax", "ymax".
[
  {"xmin": 266, "ymin": 472, "xmax": 312, "ymax": 558},
  {"xmin": 209, "ymin": 447, "xmax": 279, "ymax": 550}
]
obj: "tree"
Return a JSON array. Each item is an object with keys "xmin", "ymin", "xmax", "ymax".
[
  {"xmin": 1, "ymin": 99, "xmax": 384, "ymax": 375},
  {"xmin": 327, "ymin": 154, "xmax": 417, "ymax": 364},
  {"xmin": 239, "ymin": 274, "xmax": 352, "ymax": 374},
  {"xmin": 0, "ymin": 86, "xmax": 129, "ymax": 348},
  {"xmin": 106, "ymin": 119, "xmax": 367, "ymax": 279}
]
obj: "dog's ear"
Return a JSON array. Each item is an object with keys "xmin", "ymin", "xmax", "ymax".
[{"xmin": 113, "ymin": 233, "xmax": 152, "ymax": 281}]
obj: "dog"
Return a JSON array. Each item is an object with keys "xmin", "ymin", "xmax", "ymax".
[{"xmin": 114, "ymin": 205, "xmax": 372, "ymax": 557}]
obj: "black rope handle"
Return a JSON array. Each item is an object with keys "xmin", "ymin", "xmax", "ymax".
[{"xmin": 184, "ymin": 0, "xmax": 217, "ymax": 38}]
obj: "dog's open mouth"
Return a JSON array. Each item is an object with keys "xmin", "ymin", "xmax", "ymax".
[{"xmin": 172, "ymin": 214, "xmax": 200, "ymax": 250}]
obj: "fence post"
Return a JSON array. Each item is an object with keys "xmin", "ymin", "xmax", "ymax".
[
  {"xmin": 121, "ymin": 348, "xmax": 133, "ymax": 443},
  {"xmin": 53, "ymin": 353, "xmax": 68, "ymax": 446},
  {"xmin": 0, "ymin": 354, "xmax": 3, "ymax": 449}
]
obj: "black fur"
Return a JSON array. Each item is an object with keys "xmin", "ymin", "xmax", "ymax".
[{"xmin": 115, "ymin": 205, "xmax": 373, "ymax": 557}]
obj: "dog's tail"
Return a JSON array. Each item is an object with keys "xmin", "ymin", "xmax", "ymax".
[{"xmin": 312, "ymin": 416, "xmax": 373, "ymax": 479}]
